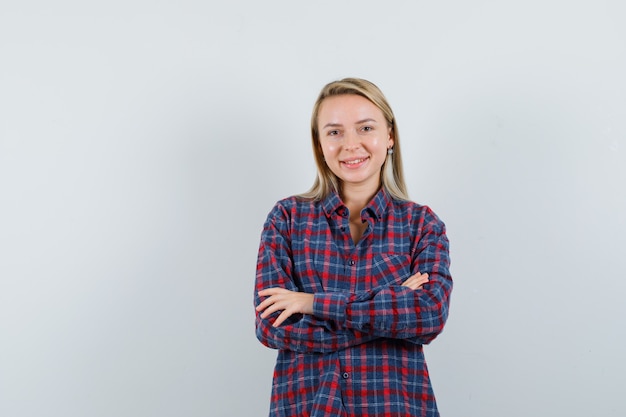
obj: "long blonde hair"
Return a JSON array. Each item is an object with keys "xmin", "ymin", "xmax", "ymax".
[{"xmin": 300, "ymin": 77, "xmax": 409, "ymax": 201}]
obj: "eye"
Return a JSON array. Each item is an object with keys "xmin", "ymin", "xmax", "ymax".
[
  {"xmin": 328, "ymin": 130, "xmax": 340, "ymax": 136},
  {"xmin": 361, "ymin": 126, "xmax": 373, "ymax": 132}
]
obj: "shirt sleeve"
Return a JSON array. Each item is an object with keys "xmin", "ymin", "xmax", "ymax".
[
  {"xmin": 312, "ymin": 208, "xmax": 452, "ymax": 345},
  {"xmin": 254, "ymin": 203, "xmax": 378, "ymax": 353}
]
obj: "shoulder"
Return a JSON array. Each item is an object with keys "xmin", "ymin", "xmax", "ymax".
[
  {"xmin": 265, "ymin": 195, "xmax": 322, "ymax": 224},
  {"xmin": 390, "ymin": 198, "xmax": 446, "ymax": 233},
  {"xmin": 269, "ymin": 195, "xmax": 320, "ymax": 213}
]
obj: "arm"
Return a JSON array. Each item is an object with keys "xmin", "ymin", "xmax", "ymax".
[
  {"xmin": 257, "ymin": 272, "xmax": 429, "ymax": 327},
  {"xmin": 312, "ymin": 209, "xmax": 452, "ymax": 345},
  {"xmin": 254, "ymin": 204, "xmax": 379, "ymax": 353}
]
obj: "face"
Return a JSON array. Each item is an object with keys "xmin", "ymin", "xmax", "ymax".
[{"xmin": 317, "ymin": 94, "xmax": 393, "ymax": 194}]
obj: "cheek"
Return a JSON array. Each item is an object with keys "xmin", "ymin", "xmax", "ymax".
[
  {"xmin": 322, "ymin": 143, "xmax": 339, "ymax": 158},
  {"xmin": 370, "ymin": 136, "xmax": 384, "ymax": 148},
  {"xmin": 373, "ymin": 137, "xmax": 390, "ymax": 155}
]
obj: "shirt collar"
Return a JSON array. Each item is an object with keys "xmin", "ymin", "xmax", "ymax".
[
  {"xmin": 366, "ymin": 187, "xmax": 392, "ymax": 220},
  {"xmin": 321, "ymin": 190, "xmax": 345, "ymax": 218},
  {"xmin": 321, "ymin": 187, "xmax": 392, "ymax": 220}
]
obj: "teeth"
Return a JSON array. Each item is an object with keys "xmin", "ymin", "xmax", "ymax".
[{"xmin": 345, "ymin": 158, "xmax": 365, "ymax": 165}]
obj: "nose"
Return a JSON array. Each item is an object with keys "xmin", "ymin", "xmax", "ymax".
[{"xmin": 343, "ymin": 129, "xmax": 361, "ymax": 150}]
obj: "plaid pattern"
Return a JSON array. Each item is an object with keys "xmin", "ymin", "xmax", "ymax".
[{"xmin": 255, "ymin": 188, "xmax": 452, "ymax": 417}]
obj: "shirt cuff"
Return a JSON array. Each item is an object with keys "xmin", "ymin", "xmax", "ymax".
[{"xmin": 313, "ymin": 292, "xmax": 347, "ymax": 324}]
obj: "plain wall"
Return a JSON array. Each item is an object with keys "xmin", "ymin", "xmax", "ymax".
[{"xmin": 1, "ymin": 1, "xmax": 625, "ymax": 416}]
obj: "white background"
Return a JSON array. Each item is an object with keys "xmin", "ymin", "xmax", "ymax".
[{"xmin": 1, "ymin": 1, "xmax": 625, "ymax": 416}]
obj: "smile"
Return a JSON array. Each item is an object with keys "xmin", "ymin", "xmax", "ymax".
[{"xmin": 342, "ymin": 157, "xmax": 369, "ymax": 165}]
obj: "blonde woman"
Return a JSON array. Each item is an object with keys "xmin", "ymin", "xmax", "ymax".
[{"xmin": 255, "ymin": 78, "xmax": 452, "ymax": 417}]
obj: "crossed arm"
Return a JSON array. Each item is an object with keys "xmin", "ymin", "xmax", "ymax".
[
  {"xmin": 256, "ymin": 272, "xmax": 430, "ymax": 327},
  {"xmin": 254, "ymin": 203, "xmax": 452, "ymax": 353}
]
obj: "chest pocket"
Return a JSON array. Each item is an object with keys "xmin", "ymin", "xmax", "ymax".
[{"xmin": 364, "ymin": 253, "xmax": 412, "ymax": 290}]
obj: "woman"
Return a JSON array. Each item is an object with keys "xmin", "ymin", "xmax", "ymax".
[{"xmin": 254, "ymin": 78, "xmax": 452, "ymax": 417}]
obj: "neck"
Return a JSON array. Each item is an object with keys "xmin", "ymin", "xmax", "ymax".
[{"xmin": 341, "ymin": 182, "xmax": 380, "ymax": 216}]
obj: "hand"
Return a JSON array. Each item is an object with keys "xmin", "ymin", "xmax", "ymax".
[
  {"xmin": 402, "ymin": 272, "xmax": 429, "ymax": 290},
  {"xmin": 256, "ymin": 288, "xmax": 314, "ymax": 327}
]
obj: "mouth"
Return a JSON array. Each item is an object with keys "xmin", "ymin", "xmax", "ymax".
[{"xmin": 341, "ymin": 157, "xmax": 369, "ymax": 166}]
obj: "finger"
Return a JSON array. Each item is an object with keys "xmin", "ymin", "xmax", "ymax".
[
  {"xmin": 415, "ymin": 274, "xmax": 428, "ymax": 284},
  {"xmin": 258, "ymin": 287, "xmax": 288, "ymax": 297},
  {"xmin": 402, "ymin": 275, "xmax": 423, "ymax": 288},
  {"xmin": 413, "ymin": 275, "xmax": 429, "ymax": 287},
  {"xmin": 256, "ymin": 295, "xmax": 279, "ymax": 312},
  {"xmin": 273, "ymin": 309, "xmax": 293, "ymax": 327},
  {"xmin": 256, "ymin": 288, "xmax": 289, "ymax": 312},
  {"xmin": 406, "ymin": 281, "xmax": 423, "ymax": 290},
  {"xmin": 259, "ymin": 294, "xmax": 288, "ymax": 316},
  {"xmin": 402, "ymin": 272, "xmax": 426, "ymax": 284},
  {"xmin": 260, "ymin": 301, "xmax": 286, "ymax": 319},
  {"xmin": 403, "ymin": 274, "xmax": 429, "ymax": 290}
]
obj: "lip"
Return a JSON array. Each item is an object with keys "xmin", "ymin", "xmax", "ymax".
[{"xmin": 340, "ymin": 156, "xmax": 369, "ymax": 168}]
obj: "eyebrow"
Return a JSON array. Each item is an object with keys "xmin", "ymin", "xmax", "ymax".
[{"xmin": 322, "ymin": 118, "xmax": 379, "ymax": 129}]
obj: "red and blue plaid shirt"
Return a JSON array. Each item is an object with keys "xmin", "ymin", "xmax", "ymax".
[{"xmin": 254, "ymin": 187, "xmax": 452, "ymax": 417}]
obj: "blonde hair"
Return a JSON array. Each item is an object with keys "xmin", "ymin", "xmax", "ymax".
[{"xmin": 300, "ymin": 77, "xmax": 409, "ymax": 201}]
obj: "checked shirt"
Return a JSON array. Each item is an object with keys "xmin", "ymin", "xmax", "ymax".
[{"xmin": 254, "ymin": 188, "xmax": 452, "ymax": 417}]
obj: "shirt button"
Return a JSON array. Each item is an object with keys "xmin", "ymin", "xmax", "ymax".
[
  {"xmin": 348, "ymin": 260, "xmax": 355, "ymax": 266},
  {"xmin": 342, "ymin": 372, "xmax": 350, "ymax": 379}
]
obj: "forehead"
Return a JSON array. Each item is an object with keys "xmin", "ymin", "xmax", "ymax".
[{"xmin": 317, "ymin": 94, "xmax": 384, "ymax": 124}]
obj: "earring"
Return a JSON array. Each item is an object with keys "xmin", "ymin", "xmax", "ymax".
[{"xmin": 387, "ymin": 148, "xmax": 394, "ymax": 155}]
